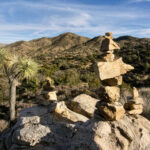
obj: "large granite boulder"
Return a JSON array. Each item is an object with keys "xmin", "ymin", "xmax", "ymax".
[
  {"xmin": 67, "ymin": 94, "xmax": 99, "ymax": 118},
  {"xmin": 54, "ymin": 101, "xmax": 89, "ymax": 123},
  {"xmin": 1, "ymin": 105, "xmax": 150, "ymax": 150}
]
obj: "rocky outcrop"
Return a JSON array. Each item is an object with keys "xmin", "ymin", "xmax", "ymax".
[
  {"xmin": 67, "ymin": 94, "xmax": 99, "ymax": 118},
  {"xmin": 1, "ymin": 105, "xmax": 150, "ymax": 150}
]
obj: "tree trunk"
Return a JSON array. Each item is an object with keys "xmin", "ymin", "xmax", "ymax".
[{"xmin": 9, "ymin": 79, "xmax": 17, "ymax": 121}]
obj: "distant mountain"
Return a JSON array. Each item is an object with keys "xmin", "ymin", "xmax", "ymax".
[{"xmin": 5, "ymin": 32, "xmax": 90, "ymax": 56}]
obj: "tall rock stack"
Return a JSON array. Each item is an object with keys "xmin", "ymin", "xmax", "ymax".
[{"xmin": 96, "ymin": 32, "xmax": 134, "ymax": 121}]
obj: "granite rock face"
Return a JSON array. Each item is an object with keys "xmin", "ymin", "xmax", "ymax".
[{"xmin": 1, "ymin": 105, "xmax": 150, "ymax": 150}]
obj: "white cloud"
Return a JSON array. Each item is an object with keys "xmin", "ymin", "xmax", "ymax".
[{"xmin": 0, "ymin": 0, "xmax": 150, "ymax": 43}]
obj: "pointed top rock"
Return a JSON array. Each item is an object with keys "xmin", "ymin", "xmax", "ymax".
[
  {"xmin": 101, "ymin": 32, "xmax": 120, "ymax": 52},
  {"xmin": 104, "ymin": 32, "xmax": 113, "ymax": 39},
  {"xmin": 133, "ymin": 87, "xmax": 139, "ymax": 100}
]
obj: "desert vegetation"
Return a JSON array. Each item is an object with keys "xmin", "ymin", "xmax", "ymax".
[{"xmin": 0, "ymin": 49, "xmax": 39, "ymax": 121}]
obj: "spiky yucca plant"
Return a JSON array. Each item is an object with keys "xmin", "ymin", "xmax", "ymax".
[{"xmin": 0, "ymin": 49, "xmax": 39, "ymax": 121}]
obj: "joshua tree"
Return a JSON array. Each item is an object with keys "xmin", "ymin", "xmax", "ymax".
[{"xmin": 0, "ymin": 49, "xmax": 39, "ymax": 121}]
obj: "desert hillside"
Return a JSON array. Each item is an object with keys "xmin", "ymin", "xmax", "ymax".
[
  {"xmin": 3, "ymin": 32, "xmax": 150, "ymax": 87},
  {"xmin": 0, "ymin": 32, "xmax": 150, "ymax": 126}
]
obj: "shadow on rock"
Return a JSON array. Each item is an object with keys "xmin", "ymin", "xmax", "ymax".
[{"xmin": 0, "ymin": 104, "xmax": 100, "ymax": 150}]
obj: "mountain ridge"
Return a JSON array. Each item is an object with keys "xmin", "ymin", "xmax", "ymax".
[{"xmin": 3, "ymin": 32, "xmax": 150, "ymax": 87}]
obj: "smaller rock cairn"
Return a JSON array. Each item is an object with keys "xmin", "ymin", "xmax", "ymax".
[
  {"xmin": 96, "ymin": 32, "xmax": 134, "ymax": 121},
  {"xmin": 38, "ymin": 77, "xmax": 57, "ymax": 106},
  {"xmin": 124, "ymin": 87, "xmax": 143, "ymax": 115}
]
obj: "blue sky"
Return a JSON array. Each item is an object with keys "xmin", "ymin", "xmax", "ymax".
[{"xmin": 0, "ymin": 0, "xmax": 150, "ymax": 43}]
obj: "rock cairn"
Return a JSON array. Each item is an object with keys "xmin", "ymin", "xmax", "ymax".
[
  {"xmin": 38, "ymin": 77, "xmax": 57, "ymax": 106},
  {"xmin": 96, "ymin": 32, "xmax": 134, "ymax": 121},
  {"xmin": 124, "ymin": 87, "xmax": 143, "ymax": 115}
]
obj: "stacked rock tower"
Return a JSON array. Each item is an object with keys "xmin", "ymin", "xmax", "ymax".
[
  {"xmin": 38, "ymin": 77, "xmax": 57, "ymax": 106},
  {"xmin": 96, "ymin": 32, "xmax": 134, "ymax": 121}
]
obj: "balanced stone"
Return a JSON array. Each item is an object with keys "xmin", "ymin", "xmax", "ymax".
[
  {"xmin": 102, "ymin": 76, "xmax": 122, "ymax": 86},
  {"xmin": 101, "ymin": 33, "xmax": 120, "ymax": 53},
  {"xmin": 97, "ymin": 58, "xmax": 134, "ymax": 80},
  {"xmin": 43, "ymin": 77, "xmax": 55, "ymax": 91},
  {"xmin": 38, "ymin": 77, "xmax": 57, "ymax": 106},
  {"xmin": 127, "ymin": 108, "xmax": 143, "ymax": 115},
  {"xmin": 104, "ymin": 32, "xmax": 113, "ymax": 39},
  {"xmin": 124, "ymin": 95, "xmax": 143, "ymax": 115},
  {"xmin": 124, "ymin": 103, "xmax": 143, "ymax": 110},
  {"xmin": 133, "ymin": 87, "xmax": 139, "ymax": 100},
  {"xmin": 125, "ymin": 97, "xmax": 143, "ymax": 105},
  {"xmin": 99, "ymin": 86, "xmax": 120, "ymax": 103},
  {"xmin": 97, "ymin": 101, "xmax": 125, "ymax": 121},
  {"xmin": 43, "ymin": 91, "xmax": 57, "ymax": 101}
]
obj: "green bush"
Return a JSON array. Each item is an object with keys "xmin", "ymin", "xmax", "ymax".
[
  {"xmin": 65, "ymin": 69, "xmax": 81, "ymax": 85},
  {"xmin": 20, "ymin": 78, "xmax": 40, "ymax": 93},
  {"xmin": 120, "ymin": 81, "xmax": 132, "ymax": 93},
  {"xmin": 81, "ymin": 71, "xmax": 100, "ymax": 88},
  {"xmin": 53, "ymin": 69, "xmax": 81, "ymax": 86},
  {"xmin": 40, "ymin": 64, "xmax": 59, "ymax": 76}
]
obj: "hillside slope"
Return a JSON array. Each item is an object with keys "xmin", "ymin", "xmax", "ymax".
[{"xmin": 0, "ymin": 33, "xmax": 150, "ymax": 104}]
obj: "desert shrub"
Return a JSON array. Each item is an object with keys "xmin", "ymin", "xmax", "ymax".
[
  {"xmin": 87, "ymin": 55, "xmax": 96, "ymax": 62},
  {"xmin": 120, "ymin": 81, "xmax": 132, "ymax": 92},
  {"xmin": 58, "ymin": 60, "xmax": 70, "ymax": 70},
  {"xmin": 53, "ymin": 69, "xmax": 81, "ymax": 86},
  {"xmin": 65, "ymin": 69, "xmax": 81, "ymax": 85},
  {"xmin": 20, "ymin": 77, "xmax": 41, "ymax": 93},
  {"xmin": 53, "ymin": 71, "xmax": 66, "ymax": 85},
  {"xmin": 81, "ymin": 71, "xmax": 100, "ymax": 88},
  {"xmin": 40, "ymin": 64, "xmax": 59, "ymax": 76}
]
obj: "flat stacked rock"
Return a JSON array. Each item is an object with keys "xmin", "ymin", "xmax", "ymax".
[
  {"xmin": 124, "ymin": 87, "xmax": 143, "ymax": 115},
  {"xmin": 38, "ymin": 77, "xmax": 57, "ymax": 105},
  {"xmin": 96, "ymin": 32, "xmax": 134, "ymax": 121}
]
